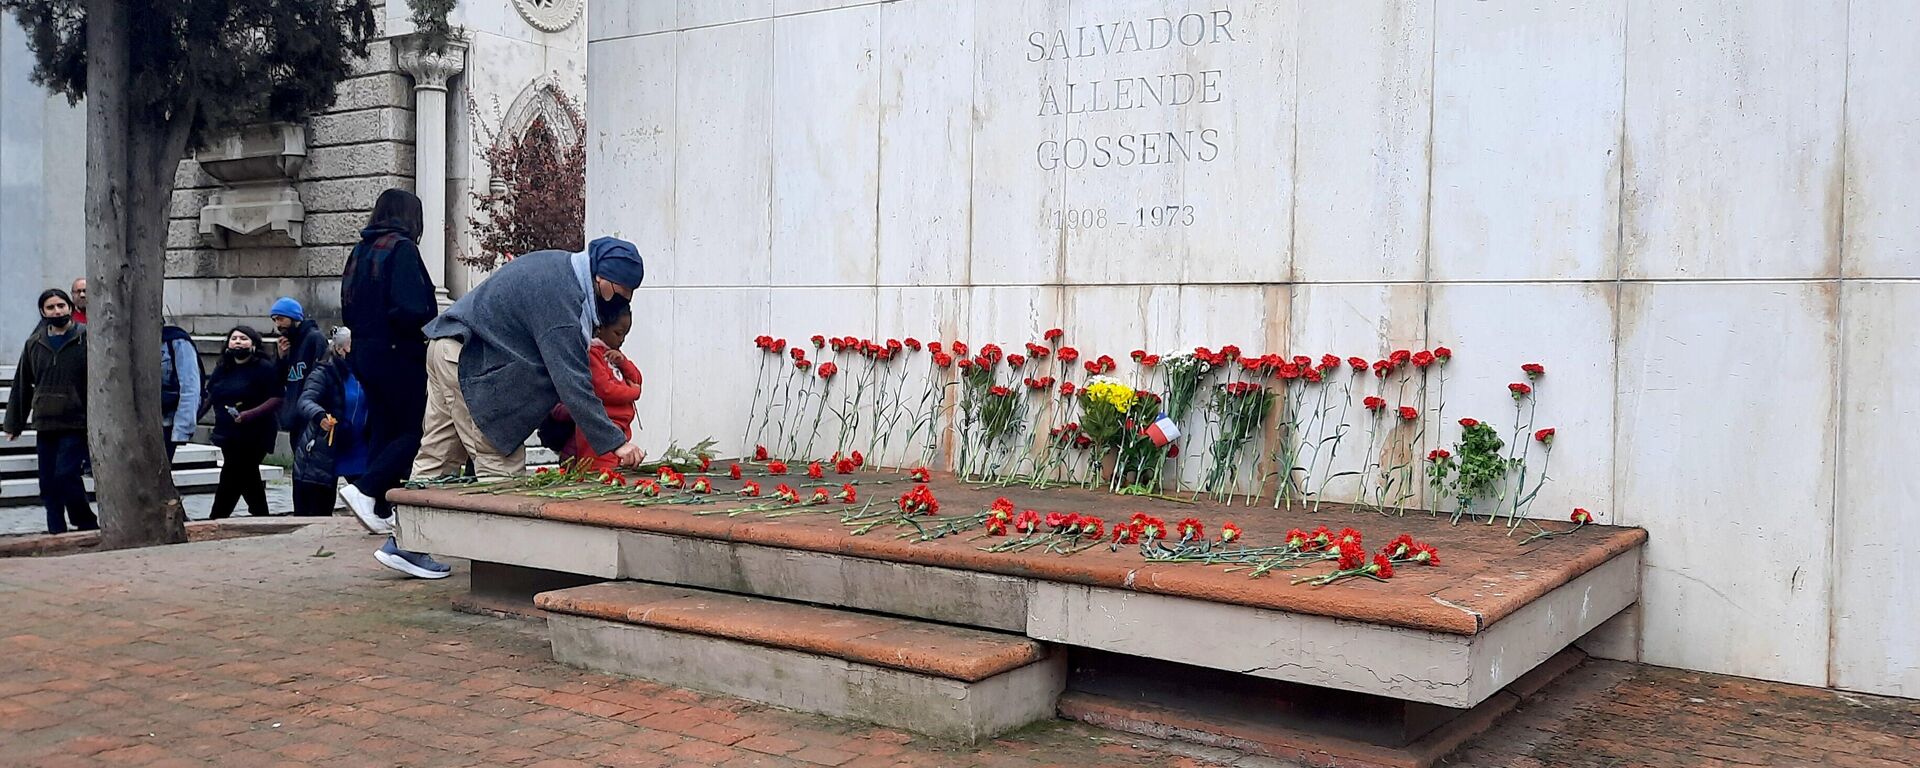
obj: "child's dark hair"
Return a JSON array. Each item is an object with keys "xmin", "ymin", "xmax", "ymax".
[{"xmin": 596, "ymin": 304, "xmax": 633, "ymax": 330}]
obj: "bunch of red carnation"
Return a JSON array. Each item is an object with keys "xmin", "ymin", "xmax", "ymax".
[{"xmin": 897, "ymin": 484, "xmax": 939, "ymax": 515}]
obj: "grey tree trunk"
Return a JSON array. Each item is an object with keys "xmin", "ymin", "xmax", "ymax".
[{"xmin": 85, "ymin": 0, "xmax": 192, "ymax": 548}]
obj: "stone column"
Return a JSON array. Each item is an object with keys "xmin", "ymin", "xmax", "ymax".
[{"xmin": 397, "ymin": 36, "xmax": 467, "ymax": 305}]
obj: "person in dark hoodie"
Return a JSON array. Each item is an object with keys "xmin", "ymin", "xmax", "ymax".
[
  {"xmin": 291, "ymin": 328, "xmax": 369, "ymax": 517},
  {"xmin": 4, "ymin": 289, "xmax": 95, "ymax": 533},
  {"xmin": 336, "ymin": 188, "xmax": 438, "ymax": 538},
  {"xmin": 202, "ymin": 326, "xmax": 282, "ymax": 518},
  {"xmin": 270, "ymin": 296, "xmax": 327, "ymax": 438}
]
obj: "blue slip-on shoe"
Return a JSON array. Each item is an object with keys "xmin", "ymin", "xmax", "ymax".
[{"xmin": 373, "ymin": 536, "xmax": 452, "ymax": 580}]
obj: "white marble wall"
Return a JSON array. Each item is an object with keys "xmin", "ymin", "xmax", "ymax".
[
  {"xmin": 586, "ymin": 0, "xmax": 1920, "ymax": 699},
  {"xmin": 1, "ymin": 15, "xmax": 86, "ymax": 366}
]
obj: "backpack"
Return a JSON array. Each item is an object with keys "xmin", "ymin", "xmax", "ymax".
[{"xmin": 160, "ymin": 326, "xmax": 194, "ymax": 412}]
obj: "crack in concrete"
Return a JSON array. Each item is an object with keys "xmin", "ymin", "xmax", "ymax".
[{"xmin": 1430, "ymin": 594, "xmax": 1487, "ymax": 632}]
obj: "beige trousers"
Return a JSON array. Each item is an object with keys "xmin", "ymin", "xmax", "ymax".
[{"xmin": 414, "ymin": 337, "xmax": 527, "ymax": 481}]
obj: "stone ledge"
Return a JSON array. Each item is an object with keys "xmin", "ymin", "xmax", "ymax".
[
  {"xmin": 546, "ymin": 612, "xmax": 1067, "ymax": 743},
  {"xmin": 391, "ymin": 477, "xmax": 1646, "ymax": 636},
  {"xmin": 538, "ymin": 581, "xmax": 1045, "ymax": 682}
]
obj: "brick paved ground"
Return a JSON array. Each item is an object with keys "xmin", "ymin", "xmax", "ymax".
[{"xmin": 1, "ymin": 519, "xmax": 1915, "ymax": 768}]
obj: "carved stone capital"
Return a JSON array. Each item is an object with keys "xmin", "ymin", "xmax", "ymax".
[{"xmin": 397, "ymin": 36, "xmax": 468, "ymax": 93}]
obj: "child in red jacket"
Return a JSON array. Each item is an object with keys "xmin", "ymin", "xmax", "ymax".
[{"xmin": 569, "ymin": 307, "xmax": 642, "ymax": 474}]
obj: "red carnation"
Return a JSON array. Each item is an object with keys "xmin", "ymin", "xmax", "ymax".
[
  {"xmin": 850, "ymin": 450, "xmax": 864, "ymax": 467},
  {"xmin": 927, "ymin": 341, "xmax": 943, "ymax": 354},
  {"xmin": 1320, "ymin": 354, "xmax": 1341, "ymax": 371},
  {"xmin": 836, "ymin": 483, "xmax": 858, "ymax": 503},
  {"xmin": 835, "ymin": 458, "xmax": 856, "ymax": 474},
  {"xmin": 1398, "ymin": 406, "xmax": 1418, "ymax": 421},
  {"xmin": 1534, "ymin": 428, "xmax": 1555, "ymax": 445},
  {"xmin": 1177, "ymin": 517, "xmax": 1205, "ymax": 541},
  {"xmin": 932, "ymin": 352, "xmax": 954, "ymax": 368},
  {"xmin": 1044, "ymin": 328, "xmax": 1064, "ymax": 342},
  {"xmin": 1060, "ymin": 381, "xmax": 1077, "ymax": 396},
  {"xmin": 1336, "ymin": 541, "xmax": 1367, "ymax": 571},
  {"xmin": 1057, "ymin": 346, "xmax": 1080, "ymax": 363},
  {"xmin": 1390, "ymin": 349, "xmax": 1412, "ymax": 365},
  {"xmin": 754, "ymin": 445, "xmax": 769, "ymax": 461},
  {"xmin": 775, "ymin": 483, "xmax": 800, "ymax": 502},
  {"xmin": 1303, "ymin": 367, "xmax": 1323, "ymax": 383},
  {"xmin": 1410, "ymin": 542, "xmax": 1440, "ymax": 565},
  {"xmin": 790, "ymin": 347, "xmax": 805, "ymax": 361},
  {"xmin": 771, "ymin": 338, "xmax": 787, "ymax": 353},
  {"xmin": 957, "ymin": 358, "xmax": 974, "ymax": 371},
  {"xmin": 951, "ymin": 341, "xmax": 969, "ymax": 356},
  {"xmin": 1522, "ymin": 362, "xmax": 1545, "ymax": 379},
  {"xmin": 1412, "ymin": 350, "xmax": 1435, "ymax": 368},
  {"xmin": 1007, "ymin": 353, "xmax": 1026, "ymax": 368},
  {"xmin": 1370, "ymin": 554, "xmax": 1395, "ymax": 580},
  {"xmin": 904, "ymin": 337, "xmax": 921, "ymax": 351},
  {"xmin": 990, "ymin": 385, "xmax": 1012, "ymax": 397},
  {"xmin": 1142, "ymin": 354, "xmax": 1161, "ymax": 368},
  {"xmin": 795, "ymin": 359, "xmax": 811, "ymax": 371},
  {"xmin": 1348, "ymin": 356, "xmax": 1368, "ymax": 371},
  {"xmin": 1364, "ymin": 396, "xmax": 1387, "ymax": 412},
  {"xmin": 810, "ymin": 334, "xmax": 825, "ymax": 348},
  {"xmin": 1509, "ymin": 382, "xmax": 1532, "ymax": 398},
  {"xmin": 729, "ymin": 463, "xmax": 743, "ymax": 480},
  {"xmin": 767, "ymin": 460, "xmax": 789, "ymax": 475},
  {"xmin": 1571, "ymin": 508, "xmax": 1594, "ymax": 525},
  {"xmin": 1285, "ymin": 528, "xmax": 1309, "ymax": 548},
  {"xmin": 909, "ymin": 466, "xmax": 931, "ymax": 482},
  {"xmin": 1220, "ymin": 522, "xmax": 1242, "ymax": 543},
  {"xmin": 1015, "ymin": 510, "xmax": 1043, "ymax": 534},
  {"xmin": 1427, "ymin": 448, "xmax": 1451, "ymax": 462},
  {"xmin": 1433, "ymin": 346, "xmax": 1452, "ymax": 361},
  {"xmin": 807, "ymin": 462, "xmax": 824, "ymax": 479},
  {"xmin": 738, "ymin": 481, "xmax": 761, "ymax": 497},
  {"xmin": 1459, "ymin": 417, "xmax": 1479, "ymax": 428}
]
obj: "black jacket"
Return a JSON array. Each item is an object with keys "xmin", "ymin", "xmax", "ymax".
[
  {"xmin": 5, "ymin": 322, "xmax": 87, "ymax": 434},
  {"xmin": 292, "ymin": 358, "xmax": 360, "ymax": 485},
  {"xmin": 342, "ymin": 223, "xmax": 437, "ymax": 386},
  {"xmin": 203, "ymin": 355, "xmax": 282, "ymax": 454},
  {"xmin": 276, "ymin": 318, "xmax": 328, "ymax": 432}
]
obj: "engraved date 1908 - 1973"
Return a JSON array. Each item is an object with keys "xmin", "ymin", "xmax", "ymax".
[{"xmin": 1043, "ymin": 205, "xmax": 1195, "ymax": 230}]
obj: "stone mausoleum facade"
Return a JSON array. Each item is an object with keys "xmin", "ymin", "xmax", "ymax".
[{"xmin": 0, "ymin": 0, "xmax": 586, "ymax": 348}]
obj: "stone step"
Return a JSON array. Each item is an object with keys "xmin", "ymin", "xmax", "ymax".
[
  {"xmin": 0, "ymin": 464, "xmax": 285, "ymax": 501},
  {"xmin": 536, "ymin": 581, "xmax": 1066, "ymax": 743},
  {"xmin": 0, "ymin": 443, "xmax": 222, "ymax": 478}
]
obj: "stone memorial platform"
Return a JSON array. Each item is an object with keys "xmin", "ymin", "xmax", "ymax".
[{"xmin": 391, "ymin": 477, "xmax": 1644, "ymax": 766}]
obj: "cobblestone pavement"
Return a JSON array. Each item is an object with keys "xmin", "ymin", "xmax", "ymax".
[{"xmin": 1, "ymin": 519, "xmax": 1914, "ymax": 768}]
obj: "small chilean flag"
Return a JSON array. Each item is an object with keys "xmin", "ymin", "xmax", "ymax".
[{"xmin": 1144, "ymin": 414, "xmax": 1181, "ymax": 447}]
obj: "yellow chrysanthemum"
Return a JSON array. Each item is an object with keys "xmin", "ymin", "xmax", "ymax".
[{"xmin": 1083, "ymin": 379, "xmax": 1136, "ymax": 413}]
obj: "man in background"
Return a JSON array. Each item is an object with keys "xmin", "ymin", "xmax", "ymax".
[{"xmin": 70, "ymin": 278, "xmax": 87, "ymax": 325}]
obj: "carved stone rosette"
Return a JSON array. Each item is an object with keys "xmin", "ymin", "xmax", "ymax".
[{"xmin": 513, "ymin": 0, "xmax": 583, "ymax": 33}]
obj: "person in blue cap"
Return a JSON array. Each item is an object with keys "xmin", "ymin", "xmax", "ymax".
[{"xmin": 269, "ymin": 296, "xmax": 328, "ymax": 439}]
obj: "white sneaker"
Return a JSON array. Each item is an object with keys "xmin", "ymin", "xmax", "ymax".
[{"xmin": 339, "ymin": 484, "xmax": 392, "ymax": 535}]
